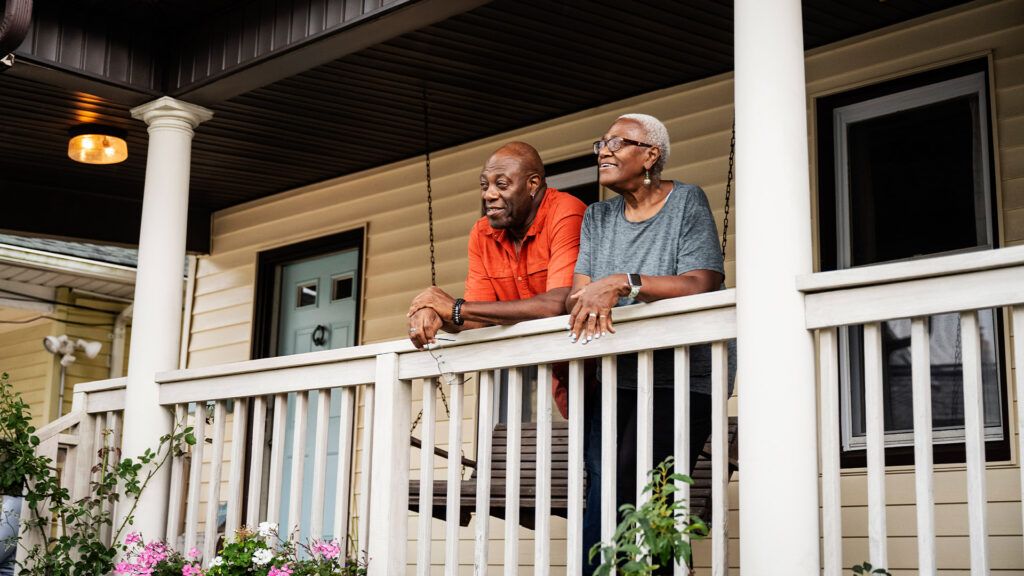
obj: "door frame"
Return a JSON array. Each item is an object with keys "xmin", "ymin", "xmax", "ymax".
[{"xmin": 251, "ymin": 226, "xmax": 367, "ymax": 360}]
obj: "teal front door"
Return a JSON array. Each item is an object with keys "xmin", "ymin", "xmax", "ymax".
[{"xmin": 276, "ymin": 248, "xmax": 359, "ymax": 541}]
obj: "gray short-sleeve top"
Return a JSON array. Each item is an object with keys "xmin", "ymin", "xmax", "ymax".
[{"xmin": 575, "ymin": 181, "xmax": 734, "ymax": 393}]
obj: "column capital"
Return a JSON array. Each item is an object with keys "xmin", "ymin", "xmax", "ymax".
[{"xmin": 130, "ymin": 96, "xmax": 213, "ymax": 128}]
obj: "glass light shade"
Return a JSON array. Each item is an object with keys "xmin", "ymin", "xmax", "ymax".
[{"xmin": 67, "ymin": 132, "xmax": 128, "ymax": 164}]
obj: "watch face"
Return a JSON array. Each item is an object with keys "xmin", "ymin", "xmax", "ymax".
[{"xmin": 628, "ymin": 273, "xmax": 642, "ymax": 287}]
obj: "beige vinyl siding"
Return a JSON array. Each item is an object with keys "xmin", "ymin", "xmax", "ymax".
[
  {"xmin": 58, "ymin": 289, "xmax": 130, "ymax": 416},
  {"xmin": 186, "ymin": 0, "xmax": 1023, "ymax": 572},
  {"xmin": 0, "ymin": 317, "xmax": 58, "ymax": 423}
]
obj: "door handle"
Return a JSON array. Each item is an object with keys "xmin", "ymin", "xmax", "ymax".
[{"xmin": 311, "ymin": 324, "xmax": 328, "ymax": 346}]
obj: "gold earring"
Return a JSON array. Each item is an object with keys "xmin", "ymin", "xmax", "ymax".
[{"xmin": 643, "ymin": 169, "xmax": 652, "ymax": 186}]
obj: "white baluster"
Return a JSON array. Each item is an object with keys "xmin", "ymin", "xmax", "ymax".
[
  {"xmin": 310, "ymin": 390, "xmax": 331, "ymax": 539},
  {"xmin": 185, "ymin": 402, "xmax": 207, "ymax": 552},
  {"xmin": 911, "ymin": 318, "xmax": 936, "ymax": 575},
  {"xmin": 819, "ymin": 329, "xmax": 843, "ymax": 576},
  {"xmin": 864, "ymin": 322, "xmax": 888, "ymax": 567},
  {"xmin": 225, "ymin": 398, "xmax": 248, "ymax": 537},
  {"xmin": 288, "ymin": 392, "xmax": 308, "ymax": 537},
  {"xmin": 636, "ymin": 350, "xmax": 653, "ymax": 509},
  {"xmin": 504, "ymin": 368, "xmax": 523, "ymax": 576},
  {"xmin": 247, "ymin": 395, "xmax": 267, "ymax": 525},
  {"xmin": 601, "ymin": 355, "xmax": 618, "ymax": 570},
  {"xmin": 567, "ymin": 360, "xmax": 585, "ymax": 576},
  {"xmin": 711, "ymin": 342, "xmax": 729, "ymax": 576},
  {"xmin": 960, "ymin": 311, "xmax": 990, "ymax": 573},
  {"xmin": 204, "ymin": 401, "xmax": 227, "ymax": 560},
  {"xmin": 267, "ymin": 394, "xmax": 287, "ymax": 528},
  {"xmin": 474, "ymin": 370, "xmax": 495, "ymax": 575},
  {"xmin": 333, "ymin": 387, "xmax": 356, "ymax": 550},
  {"xmin": 417, "ymin": 379, "xmax": 437, "ymax": 576},
  {"xmin": 445, "ymin": 375, "xmax": 464, "ymax": 576},
  {"xmin": 167, "ymin": 404, "xmax": 187, "ymax": 546},
  {"xmin": 535, "ymin": 364, "xmax": 552, "ymax": 576},
  {"xmin": 673, "ymin": 347, "xmax": 690, "ymax": 576}
]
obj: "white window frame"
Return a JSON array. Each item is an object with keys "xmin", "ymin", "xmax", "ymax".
[{"xmin": 832, "ymin": 71, "xmax": 1001, "ymax": 451}]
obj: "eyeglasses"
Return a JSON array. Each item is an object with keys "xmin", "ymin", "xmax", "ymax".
[{"xmin": 592, "ymin": 136, "xmax": 653, "ymax": 155}]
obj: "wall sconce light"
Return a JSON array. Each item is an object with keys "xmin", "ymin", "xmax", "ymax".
[{"xmin": 67, "ymin": 124, "xmax": 128, "ymax": 164}]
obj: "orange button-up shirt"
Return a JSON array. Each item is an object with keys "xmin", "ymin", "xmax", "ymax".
[{"xmin": 464, "ymin": 188, "xmax": 586, "ymax": 302}]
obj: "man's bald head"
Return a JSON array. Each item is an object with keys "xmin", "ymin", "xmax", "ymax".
[
  {"xmin": 479, "ymin": 142, "xmax": 547, "ymax": 236},
  {"xmin": 487, "ymin": 141, "xmax": 546, "ymax": 181}
]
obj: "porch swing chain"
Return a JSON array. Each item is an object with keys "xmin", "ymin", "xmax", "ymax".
[
  {"xmin": 413, "ymin": 85, "xmax": 452, "ymax": 435},
  {"xmin": 721, "ymin": 118, "xmax": 736, "ymax": 257}
]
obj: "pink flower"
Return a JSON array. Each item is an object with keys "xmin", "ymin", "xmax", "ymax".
[
  {"xmin": 115, "ymin": 562, "xmax": 133, "ymax": 574},
  {"xmin": 268, "ymin": 564, "xmax": 293, "ymax": 576},
  {"xmin": 124, "ymin": 532, "xmax": 143, "ymax": 547},
  {"xmin": 311, "ymin": 539, "xmax": 341, "ymax": 560},
  {"xmin": 182, "ymin": 564, "xmax": 205, "ymax": 576},
  {"xmin": 187, "ymin": 547, "xmax": 202, "ymax": 561}
]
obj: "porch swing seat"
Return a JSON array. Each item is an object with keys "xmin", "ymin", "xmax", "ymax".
[{"xmin": 408, "ymin": 418, "xmax": 738, "ymax": 528}]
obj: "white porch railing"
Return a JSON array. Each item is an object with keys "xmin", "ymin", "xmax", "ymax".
[
  {"xmin": 801, "ymin": 245, "xmax": 1024, "ymax": 576},
  {"xmin": 34, "ymin": 245, "xmax": 1024, "ymax": 574},
  {"xmin": 15, "ymin": 378, "xmax": 126, "ymax": 566},
  {"xmin": 152, "ymin": 289, "xmax": 737, "ymax": 575}
]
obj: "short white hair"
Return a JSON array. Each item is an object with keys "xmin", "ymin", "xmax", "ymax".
[{"xmin": 616, "ymin": 113, "xmax": 670, "ymax": 175}]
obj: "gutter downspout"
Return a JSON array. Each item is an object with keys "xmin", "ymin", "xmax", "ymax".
[{"xmin": 110, "ymin": 304, "xmax": 134, "ymax": 379}]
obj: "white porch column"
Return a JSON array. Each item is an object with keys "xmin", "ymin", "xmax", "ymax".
[
  {"xmin": 734, "ymin": 1, "xmax": 820, "ymax": 573},
  {"xmin": 119, "ymin": 97, "xmax": 213, "ymax": 538}
]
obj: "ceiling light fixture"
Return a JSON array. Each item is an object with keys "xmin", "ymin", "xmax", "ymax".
[{"xmin": 67, "ymin": 124, "xmax": 128, "ymax": 165}]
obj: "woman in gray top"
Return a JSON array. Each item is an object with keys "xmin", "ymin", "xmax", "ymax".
[{"xmin": 566, "ymin": 113, "xmax": 726, "ymax": 574}]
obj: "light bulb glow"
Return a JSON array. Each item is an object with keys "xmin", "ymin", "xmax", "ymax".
[{"xmin": 68, "ymin": 132, "xmax": 128, "ymax": 164}]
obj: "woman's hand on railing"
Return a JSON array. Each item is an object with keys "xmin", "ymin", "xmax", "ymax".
[{"xmin": 567, "ymin": 276, "xmax": 623, "ymax": 343}]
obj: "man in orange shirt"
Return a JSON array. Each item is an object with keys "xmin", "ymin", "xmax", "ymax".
[{"xmin": 407, "ymin": 142, "xmax": 586, "ymax": 358}]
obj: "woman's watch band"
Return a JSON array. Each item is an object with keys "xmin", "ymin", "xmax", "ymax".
[
  {"xmin": 627, "ymin": 273, "xmax": 642, "ymax": 299},
  {"xmin": 452, "ymin": 298, "xmax": 466, "ymax": 326}
]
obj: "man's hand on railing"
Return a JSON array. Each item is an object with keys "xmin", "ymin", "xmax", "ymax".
[{"xmin": 407, "ymin": 307, "xmax": 443, "ymax": 349}]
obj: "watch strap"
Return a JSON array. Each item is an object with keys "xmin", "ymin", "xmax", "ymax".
[{"xmin": 627, "ymin": 273, "xmax": 642, "ymax": 299}]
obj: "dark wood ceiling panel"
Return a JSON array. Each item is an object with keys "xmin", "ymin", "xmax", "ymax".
[{"xmin": 0, "ymin": 0, "xmax": 972, "ymax": 250}]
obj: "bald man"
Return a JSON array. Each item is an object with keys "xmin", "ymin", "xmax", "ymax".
[{"xmin": 407, "ymin": 142, "xmax": 587, "ymax": 348}]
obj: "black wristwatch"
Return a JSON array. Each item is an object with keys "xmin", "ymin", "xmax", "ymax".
[
  {"xmin": 626, "ymin": 273, "xmax": 642, "ymax": 299},
  {"xmin": 452, "ymin": 298, "xmax": 466, "ymax": 326}
]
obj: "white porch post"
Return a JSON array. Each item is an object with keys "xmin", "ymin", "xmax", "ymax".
[
  {"xmin": 734, "ymin": 1, "xmax": 820, "ymax": 573},
  {"xmin": 118, "ymin": 97, "xmax": 213, "ymax": 538}
]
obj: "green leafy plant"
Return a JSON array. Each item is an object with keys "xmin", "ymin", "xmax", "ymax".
[
  {"xmin": 589, "ymin": 456, "xmax": 708, "ymax": 576},
  {"xmin": 0, "ymin": 372, "xmax": 40, "ymax": 497},
  {"xmin": 0, "ymin": 371, "xmax": 195, "ymax": 576},
  {"xmin": 852, "ymin": 561, "xmax": 892, "ymax": 576}
]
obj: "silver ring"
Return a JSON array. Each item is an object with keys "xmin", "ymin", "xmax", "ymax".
[
  {"xmin": 588, "ymin": 312, "xmax": 597, "ymax": 318},
  {"xmin": 409, "ymin": 328, "xmax": 418, "ymax": 334}
]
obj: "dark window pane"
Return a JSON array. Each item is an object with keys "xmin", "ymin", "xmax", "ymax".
[
  {"xmin": 847, "ymin": 95, "xmax": 983, "ymax": 266},
  {"xmin": 332, "ymin": 276, "xmax": 353, "ymax": 300},
  {"xmin": 296, "ymin": 282, "xmax": 317, "ymax": 307}
]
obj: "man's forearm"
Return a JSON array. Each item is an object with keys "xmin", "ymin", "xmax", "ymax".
[{"xmin": 460, "ymin": 287, "xmax": 570, "ymax": 326}]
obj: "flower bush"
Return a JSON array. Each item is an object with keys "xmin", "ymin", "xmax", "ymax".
[
  {"xmin": 115, "ymin": 524, "xmax": 366, "ymax": 576},
  {"xmin": 2, "ymin": 372, "xmax": 195, "ymax": 576}
]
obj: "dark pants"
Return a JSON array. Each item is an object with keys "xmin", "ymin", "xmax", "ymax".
[{"xmin": 581, "ymin": 388, "xmax": 712, "ymax": 575}]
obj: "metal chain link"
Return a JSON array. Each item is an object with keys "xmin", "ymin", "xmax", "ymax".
[
  {"xmin": 410, "ymin": 84, "xmax": 452, "ymax": 436},
  {"xmin": 423, "ymin": 85, "xmax": 437, "ymax": 287},
  {"xmin": 721, "ymin": 118, "xmax": 736, "ymax": 257}
]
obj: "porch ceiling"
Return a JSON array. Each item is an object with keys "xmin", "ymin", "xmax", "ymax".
[{"xmin": 0, "ymin": 0, "xmax": 970, "ymax": 252}]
